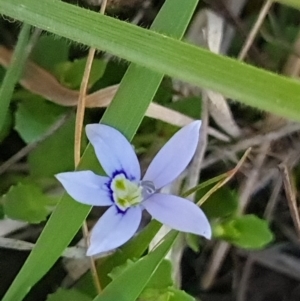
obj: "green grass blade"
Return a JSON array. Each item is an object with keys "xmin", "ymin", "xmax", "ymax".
[
  {"xmin": 275, "ymin": 0, "xmax": 300, "ymax": 9},
  {"xmin": 1, "ymin": 0, "xmax": 300, "ymax": 121},
  {"xmin": 2, "ymin": 1, "xmax": 198, "ymax": 300},
  {"xmin": 94, "ymin": 231, "xmax": 178, "ymax": 301},
  {"xmin": 76, "ymin": 220, "xmax": 162, "ymax": 296},
  {"xmin": 98, "ymin": 221, "xmax": 161, "ymax": 287},
  {"xmin": 0, "ymin": 24, "xmax": 31, "ymax": 131}
]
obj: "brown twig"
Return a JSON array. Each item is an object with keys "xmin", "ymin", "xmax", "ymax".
[
  {"xmin": 264, "ymin": 175, "xmax": 283, "ymax": 221},
  {"xmin": 200, "ymin": 148, "xmax": 252, "ymax": 290},
  {"xmin": 238, "ymin": 143, "xmax": 269, "ymax": 213},
  {"xmin": 238, "ymin": 0, "xmax": 273, "ymax": 60},
  {"xmin": 279, "ymin": 163, "xmax": 300, "ymax": 240},
  {"xmin": 202, "ymin": 122, "xmax": 300, "ymax": 169},
  {"xmin": 0, "ymin": 236, "xmax": 114, "ymax": 259},
  {"xmin": 207, "ymin": 0, "xmax": 269, "ymax": 67},
  {"xmin": 74, "ymin": 0, "xmax": 108, "ymax": 294},
  {"xmin": 236, "ymin": 256, "xmax": 255, "ymax": 301},
  {"xmin": 201, "ymin": 241, "xmax": 230, "ymax": 290}
]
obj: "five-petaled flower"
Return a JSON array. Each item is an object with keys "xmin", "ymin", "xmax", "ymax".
[{"xmin": 56, "ymin": 121, "xmax": 211, "ymax": 256}]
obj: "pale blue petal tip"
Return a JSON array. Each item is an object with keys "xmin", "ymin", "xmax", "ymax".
[
  {"xmin": 143, "ymin": 193, "xmax": 211, "ymax": 239},
  {"xmin": 143, "ymin": 120, "xmax": 202, "ymax": 189},
  {"xmin": 86, "ymin": 206, "xmax": 142, "ymax": 255},
  {"xmin": 85, "ymin": 123, "xmax": 141, "ymax": 180}
]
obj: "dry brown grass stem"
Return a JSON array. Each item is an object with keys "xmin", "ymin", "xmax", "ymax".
[
  {"xmin": 74, "ymin": 0, "xmax": 108, "ymax": 294},
  {"xmin": 238, "ymin": 0, "xmax": 273, "ymax": 60},
  {"xmin": 279, "ymin": 164, "xmax": 300, "ymax": 240}
]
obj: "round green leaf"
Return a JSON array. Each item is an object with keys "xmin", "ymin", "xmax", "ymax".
[
  {"xmin": 216, "ymin": 215, "xmax": 274, "ymax": 249},
  {"xmin": 28, "ymin": 114, "xmax": 77, "ymax": 177},
  {"xmin": 2, "ymin": 183, "xmax": 52, "ymax": 223},
  {"xmin": 56, "ymin": 58, "xmax": 106, "ymax": 89},
  {"xmin": 14, "ymin": 95, "xmax": 67, "ymax": 143},
  {"xmin": 30, "ymin": 35, "xmax": 69, "ymax": 72}
]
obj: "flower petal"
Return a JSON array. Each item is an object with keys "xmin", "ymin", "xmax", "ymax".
[
  {"xmin": 143, "ymin": 121, "xmax": 201, "ymax": 189},
  {"xmin": 55, "ymin": 171, "xmax": 112, "ymax": 206},
  {"xmin": 86, "ymin": 124, "xmax": 140, "ymax": 180},
  {"xmin": 87, "ymin": 205, "xmax": 142, "ymax": 256},
  {"xmin": 143, "ymin": 193, "xmax": 211, "ymax": 239}
]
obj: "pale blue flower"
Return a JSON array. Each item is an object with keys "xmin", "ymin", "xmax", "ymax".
[{"xmin": 56, "ymin": 121, "xmax": 211, "ymax": 256}]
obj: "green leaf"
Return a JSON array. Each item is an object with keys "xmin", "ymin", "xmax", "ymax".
[
  {"xmin": 30, "ymin": 34, "xmax": 69, "ymax": 72},
  {"xmin": 0, "ymin": 204, "xmax": 4, "ymax": 219},
  {"xmin": 2, "ymin": 0, "xmax": 300, "ymax": 121},
  {"xmin": 168, "ymin": 287, "xmax": 195, "ymax": 301},
  {"xmin": 0, "ymin": 65, "xmax": 5, "ymax": 80},
  {"xmin": 146, "ymin": 260, "xmax": 173, "ymax": 290},
  {"xmin": 55, "ymin": 58, "xmax": 106, "ymax": 89},
  {"xmin": 108, "ymin": 259, "xmax": 173, "ymax": 290},
  {"xmin": 98, "ymin": 220, "xmax": 162, "ymax": 288},
  {"xmin": 215, "ymin": 214, "xmax": 274, "ymax": 249},
  {"xmin": 2, "ymin": 183, "xmax": 52, "ymax": 223},
  {"xmin": 47, "ymin": 288, "xmax": 92, "ymax": 301},
  {"xmin": 140, "ymin": 287, "xmax": 195, "ymax": 301},
  {"xmin": 14, "ymin": 95, "xmax": 67, "ymax": 143},
  {"xmin": 166, "ymin": 97, "xmax": 201, "ymax": 119},
  {"xmin": 154, "ymin": 78, "xmax": 173, "ymax": 105},
  {"xmin": 92, "ymin": 60, "xmax": 127, "ymax": 91},
  {"xmin": 2, "ymin": 1, "xmax": 197, "ymax": 300},
  {"xmin": 200, "ymin": 187, "xmax": 238, "ymax": 219},
  {"xmin": 28, "ymin": 114, "xmax": 76, "ymax": 177},
  {"xmin": 185, "ymin": 233, "xmax": 201, "ymax": 253},
  {"xmin": 0, "ymin": 24, "xmax": 31, "ymax": 132},
  {"xmin": 0, "ymin": 173, "xmax": 26, "ymax": 195},
  {"xmin": 73, "ymin": 221, "xmax": 162, "ymax": 297},
  {"xmin": 106, "ymin": 255, "xmax": 188, "ymax": 301},
  {"xmin": 140, "ymin": 288, "xmax": 173, "ymax": 301},
  {"xmin": 93, "ymin": 231, "xmax": 178, "ymax": 301},
  {"xmin": 275, "ymin": 0, "xmax": 300, "ymax": 9},
  {"xmin": 0, "ymin": 108, "xmax": 12, "ymax": 142},
  {"xmin": 181, "ymin": 173, "xmax": 228, "ymax": 199},
  {"xmin": 107, "ymin": 259, "xmax": 135, "ymax": 281}
]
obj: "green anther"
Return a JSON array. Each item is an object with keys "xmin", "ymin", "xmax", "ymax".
[
  {"xmin": 111, "ymin": 174, "xmax": 143, "ymax": 210},
  {"xmin": 115, "ymin": 179, "xmax": 126, "ymax": 190},
  {"xmin": 117, "ymin": 198, "xmax": 128, "ymax": 207}
]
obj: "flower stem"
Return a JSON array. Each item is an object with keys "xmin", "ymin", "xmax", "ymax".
[{"xmin": 74, "ymin": 0, "xmax": 108, "ymax": 294}]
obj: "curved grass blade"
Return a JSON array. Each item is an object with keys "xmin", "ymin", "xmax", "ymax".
[{"xmin": 1, "ymin": 0, "xmax": 300, "ymax": 121}]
